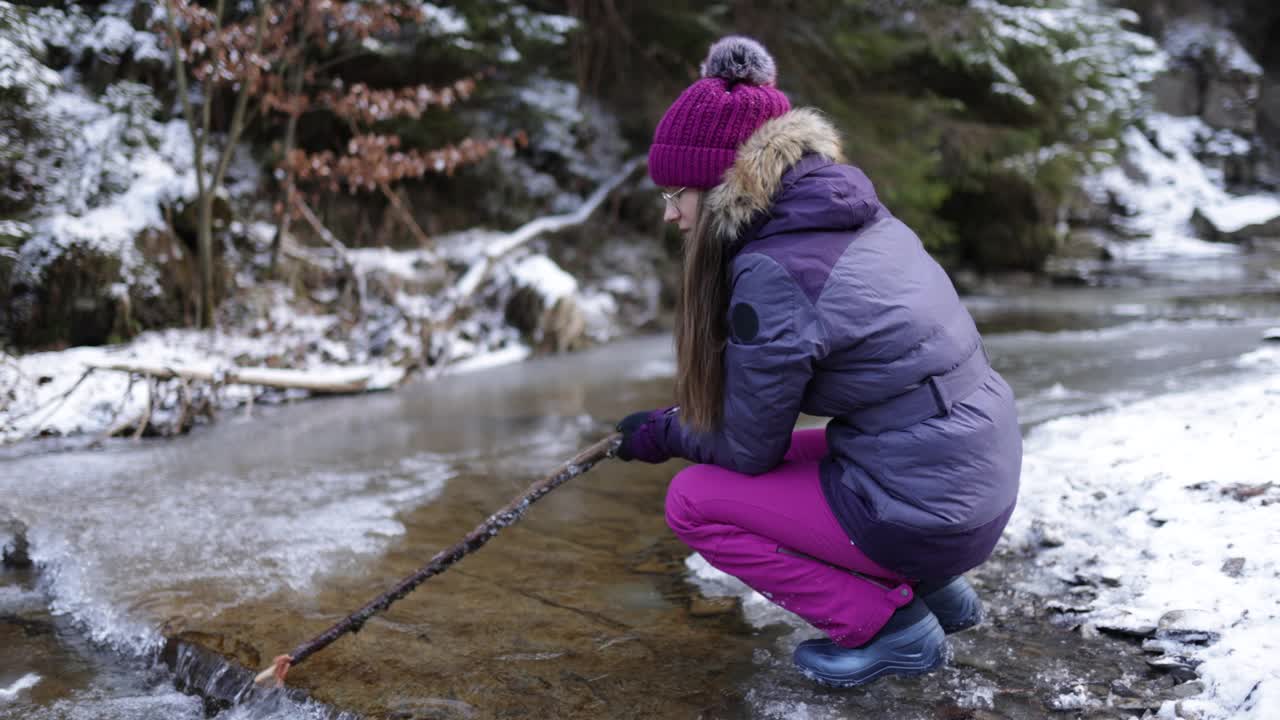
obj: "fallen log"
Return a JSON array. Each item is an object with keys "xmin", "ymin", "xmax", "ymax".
[{"xmin": 83, "ymin": 360, "xmax": 400, "ymax": 394}]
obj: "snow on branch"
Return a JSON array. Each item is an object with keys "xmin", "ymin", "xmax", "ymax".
[{"xmin": 454, "ymin": 156, "xmax": 644, "ymax": 300}]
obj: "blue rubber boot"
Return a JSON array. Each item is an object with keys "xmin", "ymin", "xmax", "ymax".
[
  {"xmin": 919, "ymin": 576, "xmax": 984, "ymax": 634},
  {"xmin": 793, "ymin": 598, "xmax": 946, "ymax": 688}
]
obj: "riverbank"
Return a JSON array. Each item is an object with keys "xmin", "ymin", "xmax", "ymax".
[{"xmin": 2, "ymin": 309, "xmax": 1279, "ymax": 719}]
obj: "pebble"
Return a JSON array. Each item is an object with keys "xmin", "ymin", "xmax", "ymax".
[
  {"xmin": 1220, "ymin": 556, "xmax": 1246, "ymax": 578},
  {"xmin": 629, "ymin": 560, "xmax": 676, "ymax": 574}
]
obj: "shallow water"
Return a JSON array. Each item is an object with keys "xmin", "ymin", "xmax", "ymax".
[{"xmin": 2, "ymin": 249, "xmax": 1279, "ymax": 719}]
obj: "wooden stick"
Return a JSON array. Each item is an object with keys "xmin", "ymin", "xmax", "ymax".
[{"xmin": 254, "ymin": 431, "xmax": 623, "ymax": 687}]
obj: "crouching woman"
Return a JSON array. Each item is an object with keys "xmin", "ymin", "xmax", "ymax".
[{"xmin": 616, "ymin": 36, "xmax": 1022, "ymax": 688}]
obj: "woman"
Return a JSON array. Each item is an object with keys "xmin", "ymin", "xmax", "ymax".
[{"xmin": 615, "ymin": 36, "xmax": 1022, "ymax": 688}]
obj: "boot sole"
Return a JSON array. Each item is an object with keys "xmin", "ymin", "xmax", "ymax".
[
  {"xmin": 794, "ymin": 621, "xmax": 948, "ymax": 688},
  {"xmin": 796, "ymin": 652, "xmax": 946, "ymax": 688}
]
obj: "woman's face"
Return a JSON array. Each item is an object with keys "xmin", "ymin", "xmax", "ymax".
[{"xmin": 662, "ymin": 187, "xmax": 703, "ymax": 236}]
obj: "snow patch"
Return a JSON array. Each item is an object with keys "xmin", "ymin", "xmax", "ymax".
[
  {"xmin": 1006, "ymin": 354, "xmax": 1280, "ymax": 719},
  {"xmin": 0, "ymin": 673, "xmax": 40, "ymax": 703},
  {"xmin": 420, "ymin": 2, "xmax": 469, "ymax": 35},
  {"xmin": 510, "ymin": 254, "xmax": 577, "ymax": 302},
  {"xmin": 1083, "ymin": 113, "xmax": 1280, "ymax": 259},
  {"xmin": 442, "ymin": 343, "xmax": 531, "ymax": 375}
]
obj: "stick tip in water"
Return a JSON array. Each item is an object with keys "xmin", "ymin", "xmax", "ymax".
[{"xmin": 254, "ymin": 654, "xmax": 293, "ymax": 688}]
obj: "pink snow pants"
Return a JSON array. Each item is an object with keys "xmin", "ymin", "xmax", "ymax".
[{"xmin": 664, "ymin": 428, "xmax": 916, "ymax": 648}]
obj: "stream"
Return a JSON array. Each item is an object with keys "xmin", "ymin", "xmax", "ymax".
[{"xmin": 3, "ymin": 248, "xmax": 1279, "ymax": 719}]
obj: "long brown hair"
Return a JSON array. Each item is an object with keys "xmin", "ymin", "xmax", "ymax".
[{"xmin": 674, "ymin": 196, "xmax": 731, "ymax": 432}]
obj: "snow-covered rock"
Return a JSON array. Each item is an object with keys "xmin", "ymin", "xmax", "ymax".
[
  {"xmin": 0, "ymin": 506, "xmax": 30, "ymax": 568},
  {"xmin": 1161, "ymin": 20, "xmax": 1262, "ymax": 135}
]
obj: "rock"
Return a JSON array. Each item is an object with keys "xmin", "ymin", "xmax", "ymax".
[
  {"xmin": 539, "ymin": 296, "xmax": 588, "ymax": 354},
  {"xmin": 1221, "ymin": 481, "xmax": 1274, "ymax": 501},
  {"xmin": 688, "ymin": 595, "xmax": 739, "ymax": 617},
  {"xmin": 1109, "ymin": 680, "xmax": 1140, "ymax": 698},
  {"xmin": 1174, "ymin": 699, "xmax": 1207, "ymax": 719},
  {"xmin": 1162, "ymin": 21, "xmax": 1263, "ymax": 134},
  {"xmin": 1171, "ymin": 681, "xmax": 1205, "ymax": 699},
  {"xmin": 1095, "ymin": 619, "xmax": 1157, "ymax": 638},
  {"xmin": 1045, "ymin": 599, "xmax": 1093, "ymax": 614},
  {"xmin": 1045, "ymin": 685, "xmax": 1092, "ymax": 712},
  {"xmin": 1, "ymin": 507, "xmax": 32, "ymax": 568},
  {"xmin": 1190, "ymin": 205, "xmax": 1280, "ymax": 244},
  {"xmin": 504, "ymin": 285, "xmax": 544, "ymax": 337},
  {"xmin": 1228, "ymin": 215, "xmax": 1280, "ymax": 243},
  {"xmin": 1260, "ymin": 77, "xmax": 1280, "ymax": 152},
  {"xmin": 1203, "ymin": 76, "xmax": 1259, "ymax": 135},
  {"xmin": 1220, "ymin": 556, "xmax": 1246, "ymax": 578},
  {"xmin": 6, "ymin": 225, "xmax": 205, "ymax": 350},
  {"xmin": 1033, "ymin": 521, "xmax": 1066, "ymax": 548},
  {"xmin": 1052, "ymin": 229, "xmax": 1114, "ymax": 262},
  {"xmin": 1098, "ymin": 565, "xmax": 1124, "ymax": 587},
  {"xmin": 1150, "ymin": 64, "xmax": 1202, "ymax": 117},
  {"xmin": 1156, "ymin": 610, "xmax": 1221, "ymax": 644},
  {"xmin": 503, "ymin": 256, "xmax": 591, "ymax": 354},
  {"xmin": 1113, "ymin": 695, "xmax": 1164, "ymax": 712},
  {"xmin": 1146, "ymin": 654, "xmax": 1200, "ymax": 683}
]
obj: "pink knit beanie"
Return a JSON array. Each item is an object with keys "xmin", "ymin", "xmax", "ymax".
[{"xmin": 649, "ymin": 36, "xmax": 791, "ymax": 189}]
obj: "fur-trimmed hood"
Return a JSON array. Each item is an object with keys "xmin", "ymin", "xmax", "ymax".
[{"xmin": 705, "ymin": 108, "xmax": 884, "ymax": 243}]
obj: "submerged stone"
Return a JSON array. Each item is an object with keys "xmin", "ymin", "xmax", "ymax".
[
  {"xmin": 688, "ymin": 594, "xmax": 739, "ymax": 618},
  {"xmin": 1, "ymin": 507, "xmax": 31, "ymax": 568}
]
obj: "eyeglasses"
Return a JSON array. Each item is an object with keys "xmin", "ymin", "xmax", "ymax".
[{"xmin": 661, "ymin": 186, "xmax": 687, "ymax": 209}]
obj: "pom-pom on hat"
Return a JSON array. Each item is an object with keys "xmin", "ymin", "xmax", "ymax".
[{"xmin": 649, "ymin": 36, "xmax": 791, "ymax": 189}]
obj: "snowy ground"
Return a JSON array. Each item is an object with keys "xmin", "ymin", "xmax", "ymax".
[{"xmin": 1006, "ymin": 344, "xmax": 1280, "ymax": 719}]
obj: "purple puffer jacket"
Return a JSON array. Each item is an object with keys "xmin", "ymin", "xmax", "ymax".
[{"xmin": 651, "ymin": 109, "xmax": 1022, "ymax": 579}]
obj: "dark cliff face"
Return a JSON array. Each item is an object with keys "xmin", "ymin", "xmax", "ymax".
[{"xmin": 1123, "ymin": 0, "xmax": 1280, "ymax": 154}]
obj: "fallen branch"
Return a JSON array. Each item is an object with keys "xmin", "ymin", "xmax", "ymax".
[
  {"xmin": 454, "ymin": 157, "xmax": 644, "ymax": 302},
  {"xmin": 378, "ymin": 179, "xmax": 435, "ymax": 252},
  {"xmin": 100, "ymin": 373, "xmax": 138, "ymax": 439},
  {"xmin": 15, "ymin": 367, "xmax": 96, "ymax": 440},
  {"xmin": 84, "ymin": 360, "xmax": 390, "ymax": 395},
  {"xmin": 254, "ymin": 431, "xmax": 623, "ymax": 687},
  {"xmin": 290, "ymin": 194, "xmax": 369, "ymax": 319}
]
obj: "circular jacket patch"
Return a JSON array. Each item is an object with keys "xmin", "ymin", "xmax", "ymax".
[{"xmin": 731, "ymin": 303, "xmax": 760, "ymax": 343}]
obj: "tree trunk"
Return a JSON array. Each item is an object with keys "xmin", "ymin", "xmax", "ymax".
[
  {"xmin": 197, "ymin": 194, "xmax": 215, "ymax": 328},
  {"xmin": 270, "ymin": 70, "xmax": 304, "ymax": 276}
]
